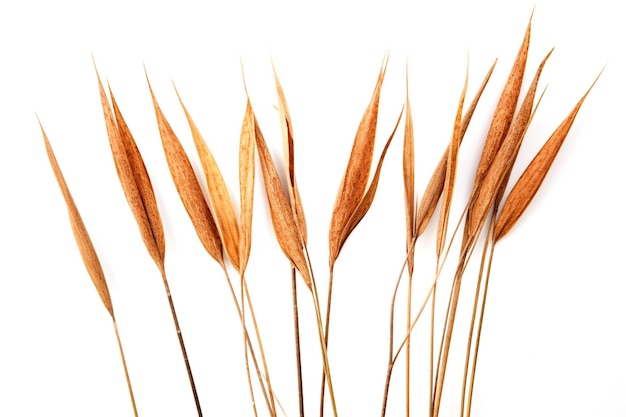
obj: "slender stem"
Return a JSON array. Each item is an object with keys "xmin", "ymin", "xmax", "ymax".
[
  {"xmin": 466, "ymin": 234, "xmax": 497, "ymax": 417},
  {"xmin": 158, "ymin": 267, "xmax": 202, "ymax": 417},
  {"xmin": 291, "ymin": 267, "xmax": 305, "ymax": 417},
  {"xmin": 112, "ymin": 318, "xmax": 138, "ymax": 417},
  {"xmin": 243, "ymin": 278, "xmax": 277, "ymax": 417},
  {"xmin": 429, "ymin": 275, "xmax": 437, "ymax": 417},
  {"xmin": 460, "ymin": 220, "xmax": 493, "ymax": 417},
  {"xmin": 241, "ymin": 273, "xmax": 259, "ymax": 417},
  {"xmin": 405, "ymin": 269, "xmax": 413, "ymax": 417},
  {"xmin": 319, "ymin": 267, "xmax": 334, "ymax": 417},
  {"xmin": 221, "ymin": 267, "xmax": 271, "ymax": 414},
  {"xmin": 311, "ymin": 278, "xmax": 339, "ymax": 417}
]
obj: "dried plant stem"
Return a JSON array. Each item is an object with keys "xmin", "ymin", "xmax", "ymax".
[
  {"xmin": 220, "ymin": 267, "xmax": 271, "ymax": 415},
  {"xmin": 240, "ymin": 275, "xmax": 259, "ymax": 417},
  {"xmin": 311, "ymin": 269, "xmax": 338, "ymax": 417},
  {"xmin": 291, "ymin": 267, "xmax": 305, "ymax": 417},
  {"xmin": 405, "ymin": 269, "xmax": 413, "ymax": 417},
  {"xmin": 112, "ymin": 319, "xmax": 138, "ymax": 417},
  {"xmin": 459, "ymin": 217, "xmax": 495, "ymax": 417},
  {"xmin": 319, "ymin": 267, "xmax": 335, "ymax": 417},
  {"xmin": 465, "ymin": 225, "xmax": 497, "ymax": 417},
  {"xmin": 242, "ymin": 276, "xmax": 277, "ymax": 417},
  {"xmin": 158, "ymin": 267, "xmax": 203, "ymax": 416},
  {"xmin": 429, "ymin": 284, "xmax": 436, "ymax": 417}
]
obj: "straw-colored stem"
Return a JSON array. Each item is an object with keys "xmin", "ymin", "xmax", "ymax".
[
  {"xmin": 459, "ymin": 219, "xmax": 493, "ymax": 417},
  {"xmin": 311, "ymin": 278, "xmax": 339, "ymax": 417},
  {"xmin": 241, "ymin": 274, "xmax": 259, "ymax": 417},
  {"xmin": 319, "ymin": 267, "xmax": 335, "ymax": 417},
  {"xmin": 291, "ymin": 267, "xmax": 305, "ymax": 417},
  {"xmin": 405, "ymin": 270, "xmax": 413, "ymax": 417},
  {"xmin": 158, "ymin": 267, "xmax": 202, "ymax": 417},
  {"xmin": 221, "ymin": 266, "xmax": 271, "ymax": 415},
  {"xmin": 242, "ymin": 276, "xmax": 277, "ymax": 417},
  {"xmin": 429, "ymin": 274, "xmax": 437, "ymax": 417},
  {"xmin": 112, "ymin": 319, "xmax": 138, "ymax": 417},
  {"xmin": 466, "ymin": 231, "xmax": 497, "ymax": 417}
]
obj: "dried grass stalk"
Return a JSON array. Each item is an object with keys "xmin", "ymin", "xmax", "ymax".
[
  {"xmin": 40, "ymin": 123, "xmax": 114, "ymax": 317},
  {"xmin": 403, "ymin": 67, "xmax": 416, "ymax": 275},
  {"xmin": 254, "ymin": 116, "xmax": 311, "ymax": 288},
  {"xmin": 415, "ymin": 60, "xmax": 496, "ymax": 237},
  {"xmin": 466, "ymin": 49, "xmax": 552, "ymax": 241},
  {"xmin": 145, "ymin": 80, "xmax": 225, "ymax": 266},
  {"xmin": 436, "ymin": 69, "xmax": 468, "ymax": 258},
  {"xmin": 494, "ymin": 73, "xmax": 601, "ymax": 241},
  {"xmin": 472, "ymin": 16, "xmax": 531, "ymax": 193},
  {"xmin": 329, "ymin": 56, "xmax": 388, "ymax": 267},
  {"xmin": 273, "ymin": 66, "xmax": 308, "ymax": 243},
  {"xmin": 95, "ymin": 67, "xmax": 166, "ymax": 270},
  {"xmin": 176, "ymin": 90, "xmax": 241, "ymax": 272}
]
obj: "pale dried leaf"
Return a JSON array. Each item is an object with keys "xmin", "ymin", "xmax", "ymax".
[
  {"xmin": 40, "ymin": 123, "xmax": 114, "ymax": 317},
  {"xmin": 239, "ymin": 98, "xmax": 255, "ymax": 274},
  {"xmin": 175, "ymin": 89, "xmax": 241, "ymax": 272}
]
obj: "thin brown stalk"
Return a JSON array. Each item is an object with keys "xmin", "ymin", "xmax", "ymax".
[
  {"xmin": 291, "ymin": 266, "xmax": 305, "ymax": 417},
  {"xmin": 271, "ymin": 66, "xmax": 306, "ymax": 416},
  {"xmin": 113, "ymin": 319, "xmax": 139, "ymax": 417},
  {"xmin": 242, "ymin": 274, "xmax": 277, "ymax": 417},
  {"xmin": 41, "ymin": 123, "xmax": 138, "ymax": 416},
  {"xmin": 99, "ymin": 72, "xmax": 202, "ymax": 416}
]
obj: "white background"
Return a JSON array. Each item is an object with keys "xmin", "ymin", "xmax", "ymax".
[{"xmin": 1, "ymin": 1, "xmax": 624, "ymax": 416}]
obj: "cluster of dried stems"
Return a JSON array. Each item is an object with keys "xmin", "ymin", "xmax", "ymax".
[{"xmin": 40, "ymin": 14, "xmax": 599, "ymax": 417}]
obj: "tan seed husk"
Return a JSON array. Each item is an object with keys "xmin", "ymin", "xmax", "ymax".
[
  {"xmin": 403, "ymin": 66, "xmax": 416, "ymax": 275},
  {"xmin": 415, "ymin": 60, "xmax": 497, "ymax": 237},
  {"xmin": 472, "ymin": 16, "xmax": 532, "ymax": 193},
  {"xmin": 329, "ymin": 56, "xmax": 388, "ymax": 267},
  {"xmin": 466, "ymin": 49, "xmax": 552, "ymax": 241},
  {"xmin": 95, "ymin": 67, "xmax": 165, "ymax": 270},
  {"xmin": 337, "ymin": 108, "xmax": 404, "ymax": 257},
  {"xmin": 273, "ymin": 65, "xmax": 308, "ymax": 244},
  {"xmin": 40, "ymin": 123, "xmax": 114, "ymax": 317},
  {"xmin": 436, "ymin": 69, "xmax": 468, "ymax": 258},
  {"xmin": 145, "ymin": 80, "xmax": 224, "ymax": 266},
  {"xmin": 238, "ymin": 98, "xmax": 256, "ymax": 275},
  {"xmin": 175, "ymin": 87, "xmax": 241, "ymax": 272},
  {"xmin": 494, "ymin": 72, "xmax": 601, "ymax": 242},
  {"xmin": 254, "ymin": 117, "xmax": 311, "ymax": 288}
]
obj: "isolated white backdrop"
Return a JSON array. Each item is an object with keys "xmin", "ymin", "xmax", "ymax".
[{"xmin": 1, "ymin": 1, "xmax": 624, "ymax": 416}]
